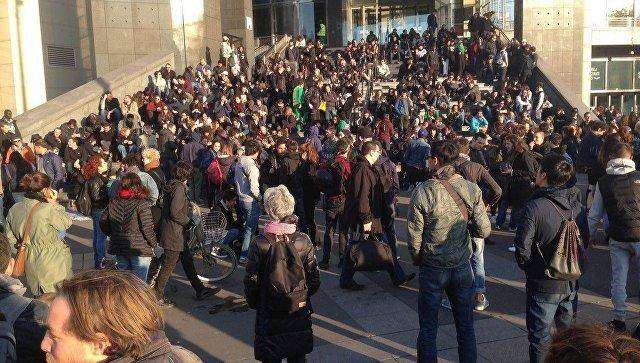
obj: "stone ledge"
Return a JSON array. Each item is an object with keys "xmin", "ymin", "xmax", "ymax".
[{"xmin": 16, "ymin": 51, "xmax": 174, "ymax": 139}]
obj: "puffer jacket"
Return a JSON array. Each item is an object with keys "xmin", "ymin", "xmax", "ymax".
[
  {"xmin": 407, "ymin": 166, "xmax": 491, "ymax": 268},
  {"xmin": 160, "ymin": 180, "xmax": 191, "ymax": 252},
  {"xmin": 102, "ymin": 193, "xmax": 157, "ymax": 257},
  {"xmin": 244, "ymin": 220, "xmax": 320, "ymax": 362}
]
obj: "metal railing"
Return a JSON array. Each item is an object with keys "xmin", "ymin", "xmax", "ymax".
[{"xmin": 607, "ymin": 16, "xmax": 636, "ymax": 27}]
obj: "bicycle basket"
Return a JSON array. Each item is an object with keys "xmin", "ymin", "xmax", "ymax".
[{"xmin": 201, "ymin": 210, "xmax": 228, "ymax": 243}]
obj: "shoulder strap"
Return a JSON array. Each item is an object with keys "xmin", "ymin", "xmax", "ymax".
[
  {"xmin": 0, "ymin": 294, "xmax": 31, "ymax": 325},
  {"xmin": 440, "ymin": 179, "xmax": 469, "ymax": 221},
  {"xmin": 19, "ymin": 202, "xmax": 41, "ymax": 245}
]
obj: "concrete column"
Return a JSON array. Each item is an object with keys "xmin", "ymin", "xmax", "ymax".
[{"xmin": 220, "ymin": 0, "xmax": 255, "ymax": 70}]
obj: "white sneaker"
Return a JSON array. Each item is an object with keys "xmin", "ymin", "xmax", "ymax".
[
  {"xmin": 474, "ymin": 294, "xmax": 490, "ymax": 311},
  {"xmin": 507, "ymin": 244, "xmax": 516, "ymax": 252}
]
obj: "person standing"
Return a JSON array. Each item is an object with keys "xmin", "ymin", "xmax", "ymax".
[
  {"xmin": 407, "ymin": 141, "xmax": 491, "ymax": 363},
  {"xmin": 319, "ymin": 139, "xmax": 351, "ymax": 269},
  {"xmin": 80, "ymin": 155, "xmax": 109, "ymax": 269},
  {"xmin": 244, "ymin": 185, "xmax": 320, "ymax": 363},
  {"xmin": 100, "ymin": 172, "xmax": 157, "ymax": 281},
  {"xmin": 454, "ymin": 138, "xmax": 502, "ymax": 311},
  {"xmin": 588, "ymin": 142, "xmax": 640, "ymax": 335},
  {"xmin": 5, "ymin": 172, "xmax": 72, "ymax": 297},
  {"xmin": 235, "ymin": 140, "xmax": 262, "ymax": 264},
  {"xmin": 514, "ymin": 153, "xmax": 586, "ymax": 363},
  {"xmin": 340, "ymin": 140, "xmax": 413, "ymax": 290}
]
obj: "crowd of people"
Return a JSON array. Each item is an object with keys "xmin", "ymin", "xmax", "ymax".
[{"xmin": 2, "ymin": 12, "xmax": 640, "ymax": 363}]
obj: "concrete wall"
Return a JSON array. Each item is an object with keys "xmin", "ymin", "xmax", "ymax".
[
  {"xmin": 221, "ymin": 0, "xmax": 255, "ymax": 68},
  {"xmin": 89, "ymin": 0, "xmax": 222, "ymax": 75},
  {"xmin": 39, "ymin": 0, "xmax": 96, "ymax": 100},
  {"xmin": 516, "ymin": 0, "xmax": 590, "ymax": 105},
  {"xmin": 16, "ymin": 52, "xmax": 173, "ymax": 140}
]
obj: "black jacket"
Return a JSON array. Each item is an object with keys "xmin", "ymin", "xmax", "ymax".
[
  {"xmin": 86, "ymin": 174, "xmax": 108, "ymax": 214},
  {"xmin": 102, "ymin": 195, "xmax": 157, "ymax": 257},
  {"xmin": 508, "ymin": 150, "xmax": 539, "ymax": 208},
  {"xmin": 277, "ymin": 153, "xmax": 304, "ymax": 199},
  {"xmin": 514, "ymin": 185, "xmax": 587, "ymax": 293},
  {"xmin": 244, "ymin": 229, "xmax": 320, "ymax": 361},
  {"xmin": 160, "ymin": 180, "xmax": 192, "ymax": 251},
  {"xmin": 453, "ymin": 157, "xmax": 502, "ymax": 206},
  {"xmin": 598, "ymin": 171, "xmax": 640, "ymax": 242},
  {"xmin": 344, "ymin": 156, "xmax": 384, "ymax": 233}
]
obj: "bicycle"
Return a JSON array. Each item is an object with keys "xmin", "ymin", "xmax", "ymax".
[{"xmin": 188, "ymin": 204, "xmax": 238, "ymax": 283}]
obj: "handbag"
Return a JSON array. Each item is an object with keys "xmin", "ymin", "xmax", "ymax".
[
  {"xmin": 440, "ymin": 179, "xmax": 483, "ymax": 239},
  {"xmin": 348, "ymin": 233, "xmax": 394, "ymax": 272},
  {"xmin": 11, "ymin": 202, "xmax": 42, "ymax": 278}
]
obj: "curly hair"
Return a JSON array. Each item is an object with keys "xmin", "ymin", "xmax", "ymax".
[{"xmin": 81, "ymin": 155, "xmax": 103, "ymax": 181}]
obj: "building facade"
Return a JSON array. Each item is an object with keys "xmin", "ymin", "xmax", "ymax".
[{"xmin": 0, "ymin": 0, "xmax": 251, "ymax": 117}]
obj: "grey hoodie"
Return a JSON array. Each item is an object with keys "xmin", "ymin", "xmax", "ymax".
[{"xmin": 235, "ymin": 156, "xmax": 261, "ymax": 203}]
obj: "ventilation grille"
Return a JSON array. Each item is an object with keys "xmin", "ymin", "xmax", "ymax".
[{"xmin": 46, "ymin": 46, "xmax": 76, "ymax": 68}]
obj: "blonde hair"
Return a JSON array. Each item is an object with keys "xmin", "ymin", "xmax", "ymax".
[
  {"xmin": 142, "ymin": 148, "xmax": 160, "ymax": 164},
  {"xmin": 263, "ymin": 185, "xmax": 295, "ymax": 221},
  {"xmin": 55, "ymin": 270, "xmax": 164, "ymax": 359}
]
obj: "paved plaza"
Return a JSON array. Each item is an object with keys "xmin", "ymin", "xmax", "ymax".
[{"xmin": 65, "ymin": 179, "xmax": 640, "ymax": 362}]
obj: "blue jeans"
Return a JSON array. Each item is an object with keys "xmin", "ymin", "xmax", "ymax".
[
  {"xmin": 116, "ymin": 255, "xmax": 152, "ymax": 281},
  {"xmin": 239, "ymin": 199, "xmax": 260, "ymax": 257},
  {"xmin": 222, "ymin": 228, "xmax": 240, "ymax": 247},
  {"xmin": 609, "ymin": 239, "xmax": 640, "ymax": 321},
  {"xmin": 92, "ymin": 210, "xmax": 106, "ymax": 269},
  {"xmin": 470, "ymin": 238, "xmax": 485, "ymax": 294},
  {"xmin": 417, "ymin": 262, "xmax": 476, "ymax": 363},
  {"xmin": 526, "ymin": 289, "xmax": 576, "ymax": 363}
]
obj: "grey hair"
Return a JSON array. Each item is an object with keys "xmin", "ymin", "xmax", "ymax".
[{"xmin": 263, "ymin": 185, "xmax": 295, "ymax": 221}]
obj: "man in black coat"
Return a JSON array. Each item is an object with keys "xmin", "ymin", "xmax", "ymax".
[{"xmin": 340, "ymin": 140, "xmax": 414, "ymax": 290}]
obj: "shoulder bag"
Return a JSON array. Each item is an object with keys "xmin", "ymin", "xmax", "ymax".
[
  {"xmin": 440, "ymin": 179, "xmax": 483, "ymax": 239},
  {"xmin": 11, "ymin": 202, "xmax": 42, "ymax": 277}
]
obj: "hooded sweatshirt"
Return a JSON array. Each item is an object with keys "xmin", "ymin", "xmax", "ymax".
[{"xmin": 589, "ymin": 158, "xmax": 636, "ymax": 240}]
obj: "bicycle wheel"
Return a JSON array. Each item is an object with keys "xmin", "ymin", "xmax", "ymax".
[{"xmin": 193, "ymin": 241, "xmax": 238, "ymax": 283}]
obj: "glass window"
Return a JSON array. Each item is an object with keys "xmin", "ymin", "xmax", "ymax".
[
  {"xmin": 593, "ymin": 94, "xmax": 609, "ymax": 108},
  {"xmin": 591, "ymin": 61, "xmax": 606, "ymax": 90},
  {"xmin": 624, "ymin": 93, "xmax": 635, "ymax": 114},
  {"xmin": 607, "ymin": 60, "xmax": 634, "ymax": 90},
  {"xmin": 253, "ymin": 4, "xmax": 271, "ymax": 38},
  {"xmin": 611, "ymin": 93, "xmax": 622, "ymax": 110}
]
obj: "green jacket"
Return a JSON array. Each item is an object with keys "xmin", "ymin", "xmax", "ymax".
[
  {"xmin": 7, "ymin": 198, "xmax": 72, "ymax": 296},
  {"xmin": 407, "ymin": 172, "xmax": 491, "ymax": 268}
]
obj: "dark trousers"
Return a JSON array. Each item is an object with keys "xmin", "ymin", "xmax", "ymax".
[
  {"xmin": 381, "ymin": 206, "xmax": 407, "ymax": 281},
  {"xmin": 261, "ymin": 355, "xmax": 305, "ymax": 363},
  {"xmin": 302, "ymin": 196, "xmax": 319, "ymax": 245},
  {"xmin": 151, "ymin": 242, "xmax": 206, "ymax": 299},
  {"xmin": 526, "ymin": 289, "xmax": 576, "ymax": 363},
  {"xmin": 417, "ymin": 262, "xmax": 476, "ymax": 363},
  {"xmin": 322, "ymin": 198, "xmax": 348, "ymax": 263}
]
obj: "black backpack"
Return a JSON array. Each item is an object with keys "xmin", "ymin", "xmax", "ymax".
[
  {"xmin": 262, "ymin": 233, "xmax": 308, "ymax": 315},
  {"xmin": 542, "ymin": 198, "xmax": 584, "ymax": 281},
  {"xmin": 75, "ymin": 182, "xmax": 92, "ymax": 216}
]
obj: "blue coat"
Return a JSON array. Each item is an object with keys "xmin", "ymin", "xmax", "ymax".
[
  {"xmin": 40, "ymin": 152, "xmax": 65, "ymax": 190},
  {"xmin": 403, "ymin": 139, "xmax": 431, "ymax": 169}
]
